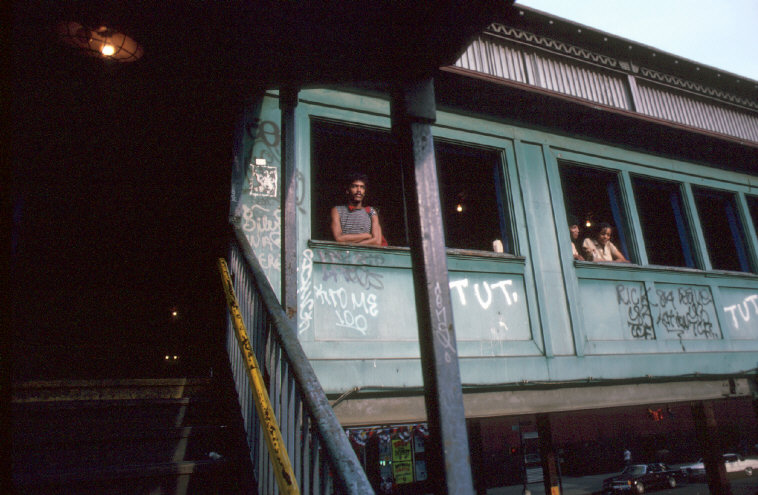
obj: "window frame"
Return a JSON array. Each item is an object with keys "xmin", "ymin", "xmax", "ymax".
[
  {"xmin": 630, "ymin": 174, "xmax": 696, "ymax": 269},
  {"xmin": 307, "ymin": 115, "xmax": 521, "ymax": 257},
  {"xmin": 692, "ymin": 185, "xmax": 755, "ymax": 273}
]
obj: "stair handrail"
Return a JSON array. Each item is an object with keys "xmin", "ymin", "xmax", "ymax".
[
  {"xmin": 225, "ymin": 223, "xmax": 374, "ymax": 494},
  {"xmin": 218, "ymin": 257, "xmax": 300, "ymax": 494}
]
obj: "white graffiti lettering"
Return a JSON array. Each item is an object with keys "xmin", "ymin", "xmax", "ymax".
[
  {"xmin": 724, "ymin": 294, "xmax": 758, "ymax": 329},
  {"xmin": 449, "ymin": 278, "xmax": 519, "ymax": 309},
  {"xmin": 297, "ymin": 249, "xmax": 314, "ymax": 335},
  {"xmin": 449, "ymin": 279, "xmax": 469, "ymax": 305},
  {"xmin": 241, "ymin": 204, "xmax": 281, "ymax": 253},
  {"xmin": 314, "ymin": 283, "xmax": 380, "ymax": 336}
]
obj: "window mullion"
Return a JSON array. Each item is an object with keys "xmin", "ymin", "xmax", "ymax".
[
  {"xmin": 736, "ymin": 192, "xmax": 758, "ymax": 272},
  {"xmin": 682, "ymin": 183, "xmax": 712, "ymax": 270},
  {"xmin": 619, "ymin": 170, "xmax": 647, "ymax": 265}
]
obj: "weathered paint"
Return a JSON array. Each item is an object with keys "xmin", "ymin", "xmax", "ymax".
[
  {"xmin": 454, "ymin": 25, "xmax": 758, "ymax": 144},
  {"xmin": 217, "ymin": 258, "xmax": 300, "ymax": 495},
  {"xmin": 231, "ymin": 93, "xmax": 285, "ymax": 296},
  {"xmin": 228, "ymin": 87, "xmax": 758, "ymax": 397}
]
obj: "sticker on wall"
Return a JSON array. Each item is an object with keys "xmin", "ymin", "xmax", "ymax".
[{"xmin": 249, "ymin": 159, "xmax": 278, "ymax": 198}]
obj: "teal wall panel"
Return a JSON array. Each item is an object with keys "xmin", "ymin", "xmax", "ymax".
[
  {"xmin": 230, "ymin": 87, "xmax": 758, "ymax": 394},
  {"xmin": 580, "ymin": 279, "xmax": 722, "ymax": 342},
  {"xmin": 313, "ymin": 262, "xmax": 416, "ymax": 341},
  {"xmin": 232, "ymin": 93, "xmax": 283, "ymax": 296},
  {"xmin": 721, "ymin": 287, "xmax": 758, "ymax": 338},
  {"xmin": 515, "ymin": 141, "xmax": 575, "ymax": 356},
  {"xmin": 579, "ymin": 279, "xmax": 644, "ymax": 341},
  {"xmin": 652, "ymin": 282, "xmax": 721, "ymax": 340},
  {"xmin": 448, "ymin": 270, "xmax": 531, "ymax": 343},
  {"xmin": 304, "ymin": 245, "xmax": 536, "ymax": 358}
]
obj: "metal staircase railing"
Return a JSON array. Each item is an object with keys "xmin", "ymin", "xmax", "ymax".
[{"xmin": 223, "ymin": 224, "xmax": 374, "ymax": 494}]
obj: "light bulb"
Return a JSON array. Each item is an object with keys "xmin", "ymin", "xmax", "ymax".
[
  {"xmin": 456, "ymin": 204, "xmax": 463, "ymax": 212},
  {"xmin": 101, "ymin": 44, "xmax": 115, "ymax": 56}
]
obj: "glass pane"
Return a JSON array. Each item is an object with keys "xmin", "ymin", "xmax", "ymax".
[
  {"xmin": 631, "ymin": 176, "xmax": 694, "ymax": 267},
  {"xmin": 693, "ymin": 187, "xmax": 752, "ymax": 272},
  {"xmin": 747, "ymin": 195, "xmax": 758, "ymax": 235}
]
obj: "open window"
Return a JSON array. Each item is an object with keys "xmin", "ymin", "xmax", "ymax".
[
  {"xmin": 558, "ymin": 163, "xmax": 631, "ymax": 262},
  {"xmin": 693, "ymin": 187, "xmax": 753, "ymax": 272},
  {"xmin": 435, "ymin": 140, "xmax": 512, "ymax": 253},
  {"xmin": 310, "ymin": 119, "xmax": 513, "ymax": 253},
  {"xmin": 631, "ymin": 176, "xmax": 695, "ymax": 268},
  {"xmin": 310, "ymin": 120, "xmax": 404, "ymax": 245}
]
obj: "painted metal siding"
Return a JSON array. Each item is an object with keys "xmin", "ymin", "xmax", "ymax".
[
  {"xmin": 531, "ymin": 52, "xmax": 630, "ymax": 110},
  {"xmin": 636, "ymin": 81, "xmax": 758, "ymax": 142},
  {"xmin": 454, "ymin": 36, "xmax": 631, "ymax": 111},
  {"xmin": 456, "ymin": 36, "xmax": 529, "ymax": 84},
  {"xmin": 454, "ymin": 29, "xmax": 758, "ymax": 145}
]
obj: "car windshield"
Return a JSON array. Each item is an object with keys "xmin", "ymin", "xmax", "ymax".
[{"xmin": 623, "ymin": 465, "xmax": 646, "ymax": 476}]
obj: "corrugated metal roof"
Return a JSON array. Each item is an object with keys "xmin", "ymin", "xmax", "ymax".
[{"xmin": 452, "ymin": 13, "xmax": 758, "ymax": 146}]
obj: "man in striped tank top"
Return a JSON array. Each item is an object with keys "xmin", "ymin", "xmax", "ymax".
[{"xmin": 330, "ymin": 172, "xmax": 384, "ymax": 246}]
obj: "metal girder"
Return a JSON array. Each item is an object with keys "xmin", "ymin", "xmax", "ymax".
[{"xmin": 391, "ymin": 78, "xmax": 474, "ymax": 495}]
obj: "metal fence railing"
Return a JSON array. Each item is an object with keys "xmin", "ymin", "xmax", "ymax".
[{"xmin": 223, "ymin": 224, "xmax": 374, "ymax": 494}]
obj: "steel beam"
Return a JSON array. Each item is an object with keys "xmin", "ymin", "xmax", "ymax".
[
  {"xmin": 692, "ymin": 401, "xmax": 732, "ymax": 495},
  {"xmin": 280, "ymin": 87, "xmax": 299, "ymax": 318},
  {"xmin": 391, "ymin": 78, "xmax": 474, "ymax": 495},
  {"xmin": 536, "ymin": 414, "xmax": 561, "ymax": 495}
]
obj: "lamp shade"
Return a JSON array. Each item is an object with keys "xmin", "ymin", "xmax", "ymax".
[{"xmin": 56, "ymin": 21, "xmax": 143, "ymax": 62}]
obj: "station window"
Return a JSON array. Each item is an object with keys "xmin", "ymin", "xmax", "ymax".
[
  {"xmin": 631, "ymin": 176, "xmax": 695, "ymax": 268},
  {"xmin": 310, "ymin": 120, "xmax": 404, "ymax": 244},
  {"xmin": 558, "ymin": 163, "xmax": 631, "ymax": 262},
  {"xmin": 435, "ymin": 140, "xmax": 512, "ymax": 252},
  {"xmin": 693, "ymin": 187, "xmax": 752, "ymax": 272},
  {"xmin": 310, "ymin": 119, "xmax": 512, "ymax": 252}
]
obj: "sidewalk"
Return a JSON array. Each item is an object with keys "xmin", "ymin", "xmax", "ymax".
[
  {"xmin": 487, "ymin": 473, "xmax": 611, "ymax": 495},
  {"xmin": 486, "ymin": 474, "xmax": 758, "ymax": 495}
]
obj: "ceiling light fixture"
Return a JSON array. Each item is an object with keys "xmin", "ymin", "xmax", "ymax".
[{"xmin": 56, "ymin": 21, "xmax": 143, "ymax": 62}]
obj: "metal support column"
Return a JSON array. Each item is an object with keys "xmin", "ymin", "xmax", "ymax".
[
  {"xmin": 391, "ymin": 78, "xmax": 474, "ymax": 495},
  {"xmin": 536, "ymin": 414, "xmax": 561, "ymax": 495},
  {"xmin": 468, "ymin": 419, "xmax": 486, "ymax": 495},
  {"xmin": 280, "ymin": 87, "xmax": 299, "ymax": 318},
  {"xmin": 691, "ymin": 401, "xmax": 731, "ymax": 495}
]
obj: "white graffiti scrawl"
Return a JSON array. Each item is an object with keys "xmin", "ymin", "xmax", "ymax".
[
  {"xmin": 724, "ymin": 294, "xmax": 758, "ymax": 329},
  {"xmin": 314, "ymin": 284, "xmax": 379, "ymax": 335},
  {"xmin": 297, "ymin": 249, "xmax": 314, "ymax": 335},
  {"xmin": 449, "ymin": 278, "xmax": 519, "ymax": 309},
  {"xmin": 241, "ymin": 204, "xmax": 281, "ymax": 272}
]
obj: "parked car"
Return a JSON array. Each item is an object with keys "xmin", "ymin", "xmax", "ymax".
[
  {"xmin": 602, "ymin": 463, "xmax": 678, "ymax": 494},
  {"xmin": 680, "ymin": 453, "xmax": 758, "ymax": 481}
]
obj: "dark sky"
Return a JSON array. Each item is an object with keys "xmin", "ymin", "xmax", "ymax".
[{"xmin": 10, "ymin": 3, "xmax": 242, "ymax": 379}]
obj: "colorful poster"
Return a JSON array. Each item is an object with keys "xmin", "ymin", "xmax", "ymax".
[
  {"xmin": 393, "ymin": 461, "xmax": 413, "ymax": 484},
  {"xmin": 392, "ymin": 439, "xmax": 412, "ymax": 462}
]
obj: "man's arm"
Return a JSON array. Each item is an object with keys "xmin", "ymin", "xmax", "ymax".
[
  {"xmin": 356, "ymin": 213, "xmax": 383, "ymax": 246},
  {"xmin": 330, "ymin": 207, "xmax": 372, "ymax": 243}
]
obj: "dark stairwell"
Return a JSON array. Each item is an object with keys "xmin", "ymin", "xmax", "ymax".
[{"xmin": 11, "ymin": 373, "xmax": 256, "ymax": 494}]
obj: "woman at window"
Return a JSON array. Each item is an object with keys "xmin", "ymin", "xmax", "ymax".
[
  {"xmin": 568, "ymin": 215, "xmax": 585, "ymax": 261},
  {"xmin": 582, "ymin": 222, "xmax": 629, "ymax": 262}
]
